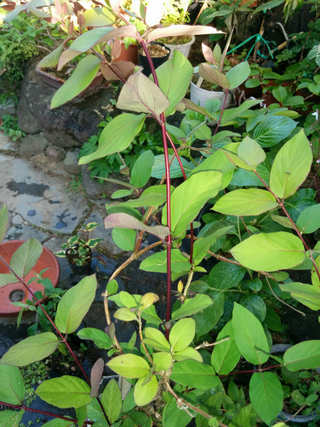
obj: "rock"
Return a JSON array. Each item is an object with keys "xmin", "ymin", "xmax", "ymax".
[
  {"xmin": 16, "ymin": 62, "xmax": 115, "ymax": 148},
  {"xmin": 0, "ymin": 132, "xmax": 17, "ymax": 151},
  {"xmin": 5, "ymin": 224, "xmax": 48, "ymax": 242},
  {"xmin": 11, "ymin": 214, "xmax": 23, "ymax": 225},
  {"xmin": 45, "ymin": 144, "xmax": 65, "ymax": 162},
  {"xmin": 1, "ymin": 153, "xmax": 89, "ymax": 234},
  {"xmin": 81, "ymin": 209, "xmax": 126, "ymax": 257},
  {"xmin": 82, "ymin": 166, "xmax": 128, "ymax": 199},
  {"xmin": 64, "ymin": 148, "xmax": 82, "ymax": 175},
  {"xmin": 19, "ymin": 133, "xmax": 50, "ymax": 158}
]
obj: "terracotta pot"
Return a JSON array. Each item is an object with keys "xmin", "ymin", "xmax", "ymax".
[
  {"xmin": 36, "ymin": 66, "xmax": 105, "ymax": 95},
  {"xmin": 0, "ymin": 240, "xmax": 60, "ymax": 317},
  {"xmin": 240, "ymin": 0, "xmax": 258, "ymax": 7},
  {"xmin": 115, "ymin": 42, "xmax": 139, "ymax": 65}
]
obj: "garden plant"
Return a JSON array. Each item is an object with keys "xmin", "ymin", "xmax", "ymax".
[{"xmin": 0, "ymin": 1, "xmax": 320, "ymax": 427}]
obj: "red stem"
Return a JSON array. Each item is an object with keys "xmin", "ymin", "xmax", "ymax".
[
  {"xmin": 0, "ymin": 401, "xmax": 94, "ymax": 424},
  {"xmin": 139, "ymin": 39, "xmax": 172, "ymax": 338}
]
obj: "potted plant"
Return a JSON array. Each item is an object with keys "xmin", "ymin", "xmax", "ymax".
[
  {"xmin": 158, "ymin": 0, "xmax": 195, "ymax": 60},
  {"xmin": 191, "ymin": 40, "xmax": 250, "ymax": 109},
  {"xmin": 55, "ymin": 222, "xmax": 102, "ymax": 275}
]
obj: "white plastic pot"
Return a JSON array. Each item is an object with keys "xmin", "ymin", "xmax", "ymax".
[
  {"xmin": 164, "ymin": 35, "xmax": 195, "ymax": 59},
  {"xmin": 190, "ymin": 80, "xmax": 231, "ymax": 110}
]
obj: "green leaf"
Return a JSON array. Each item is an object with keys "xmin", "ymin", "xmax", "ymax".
[
  {"xmin": 253, "ymin": 115, "xmax": 297, "ymax": 147},
  {"xmin": 77, "ymin": 328, "xmax": 112, "ymax": 349},
  {"xmin": 112, "ymin": 228, "xmax": 137, "ymax": 251},
  {"xmin": 0, "ymin": 410, "xmax": 24, "ymax": 427},
  {"xmin": 284, "ymin": 340, "xmax": 320, "ymax": 371},
  {"xmin": 194, "ymin": 292, "xmax": 225, "ymax": 338},
  {"xmin": 296, "ymin": 204, "xmax": 320, "ymax": 234},
  {"xmin": 10, "ymin": 238, "xmax": 43, "ymax": 278},
  {"xmin": 249, "ymin": 372, "xmax": 283, "ymax": 426},
  {"xmin": 169, "ymin": 318, "xmax": 195, "ymax": 352},
  {"xmin": 170, "ymin": 360, "xmax": 220, "ymax": 389},
  {"xmin": 134, "ymin": 375, "xmax": 158, "ymax": 406},
  {"xmin": 162, "ymin": 399, "xmax": 191, "ymax": 427},
  {"xmin": 101, "ymin": 379, "xmax": 122, "ymax": 424},
  {"xmin": 105, "ymin": 213, "xmax": 169, "ymax": 240},
  {"xmin": 36, "ymin": 376, "xmax": 91, "ymax": 408},
  {"xmin": 253, "ymin": 0, "xmax": 285, "ymax": 13},
  {"xmin": 79, "ymin": 113, "xmax": 146, "ymax": 164},
  {"xmin": 153, "ymin": 352, "xmax": 173, "ymax": 371},
  {"xmin": 270, "ymin": 130, "xmax": 312, "ymax": 199},
  {"xmin": 206, "ymin": 261, "xmax": 246, "ymax": 290},
  {"xmin": 130, "ymin": 150, "xmax": 154, "ymax": 188},
  {"xmin": 229, "ymin": 405, "xmax": 257, "ymax": 427},
  {"xmin": 271, "ymin": 215, "xmax": 295, "ymax": 230},
  {"xmin": 279, "ymin": 282, "xmax": 320, "ymax": 311},
  {"xmin": 232, "ymin": 303, "xmax": 269, "ymax": 365},
  {"xmin": 237, "ymin": 136, "xmax": 266, "ymax": 169},
  {"xmin": 191, "ymin": 143, "xmax": 236, "ymax": 190},
  {"xmin": 83, "ymin": 7, "xmax": 115, "ymax": 27},
  {"xmin": 87, "ymin": 398, "xmax": 104, "ymax": 423},
  {"xmin": 0, "ymin": 365, "xmax": 25, "ymax": 404},
  {"xmin": 173, "ymin": 347, "xmax": 202, "ymax": 363},
  {"xmin": 211, "ymin": 321, "xmax": 241, "ymax": 375},
  {"xmin": 172, "ymin": 294, "xmax": 213, "ymax": 320},
  {"xmin": 231, "ymin": 232, "xmax": 305, "ymax": 272},
  {"xmin": 151, "ymin": 155, "xmax": 195, "ymax": 180},
  {"xmin": 51, "ymin": 55, "xmax": 101, "ymax": 108},
  {"xmin": 140, "ymin": 249, "xmax": 191, "ymax": 274},
  {"xmin": 114, "ymin": 307, "xmax": 137, "ymax": 321},
  {"xmin": 75, "ymin": 406, "xmax": 87, "ymax": 426},
  {"xmin": 55, "ymin": 275, "xmax": 97, "ymax": 334},
  {"xmin": 214, "ymin": 189, "xmax": 278, "ymax": 216},
  {"xmin": 226, "ymin": 61, "xmax": 251, "ymax": 89},
  {"xmin": 38, "ymin": 43, "xmax": 64, "ymax": 68},
  {"xmin": 117, "ymin": 72, "xmax": 169, "ymax": 117},
  {"xmin": 107, "ymin": 279, "xmax": 118, "ymax": 296},
  {"xmin": 0, "ymin": 205, "xmax": 9, "ymax": 244},
  {"xmin": 264, "ymin": 308, "xmax": 282, "ymax": 332},
  {"xmin": 107, "ymin": 354, "xmax": 150, "ymax": 378},
  {"xmin": 163, "ymin": 171, "xmax": 222, "ymax": 237},
  {"xmin": 0, "ymin": 332, "xmax": 59, "ymax": 366},
  {"xmin": 193, "ymin": 226, "xmax": 233, "ymax": 265},
  {"xmin": 240, "ymin": 294, "xmax": 266, "ymax": 322},
  {"xmin": 219, "ymin": 100, "xmax": 261, "ymax": 125},
  {"xmin": 68, "ymin": 25, "xmax": 137, "ymax": 52},
  {"xmin": 113, "ymin": 185, "xmax": 168, "ymax": 208},
  {"xmin": 37, "ymin": 419, "xmax": 76, "ymax": 427},
  {"xmin": 144, "ymin": 327, "xmax": 170, "ymax": 352},
  {"xmin": 156, "ymin": 50, "xmax": 193, "ymax": 116}
]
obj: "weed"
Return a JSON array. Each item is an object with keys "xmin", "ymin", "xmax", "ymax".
[
  {"xmin": 66, "ymin": 174, "xmax": 85, "ymax": 194},
  {"xmin": 0, "ymin": 115, "xmax": 25, "ymax": 141}
]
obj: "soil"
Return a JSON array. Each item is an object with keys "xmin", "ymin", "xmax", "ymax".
[
  {"xmin": 191, "ymin": 75, "xmax": 223, "ymax": 92},
  {"xmin": 139, "ymin": 44, "xmax": 170, "ymax": 58},
  {"xmin": 158, "ymin": 35, "xmax": 192, "ymax": 45},
  {"xmin": 41, "ymin": 67, "xmax": 73, "ymax": 81}
]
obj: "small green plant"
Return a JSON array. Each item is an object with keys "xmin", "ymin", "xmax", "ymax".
[
  {"xmin": 0, "ymin": 115, "xmax": 25, "ymax": 141},
  {"xmin": 55, "ymin": 222, "xmax": 102, "ymax": 266},
  {"xmin": 20, "ymin": 361, "xmax": 49, "ymax": 407},
  {"xmin": 66, "ymin": 174, "xmax": 85, "ymax": 193}
]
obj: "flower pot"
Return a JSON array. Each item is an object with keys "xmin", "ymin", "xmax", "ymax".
[
  {"xmin": 0, "ymin": 240, "xmax": 60, "ymax": 317},
  {"xmin": 163, "ymin": 35, "xmax": 195, "ymax": 60},
  {"xmin": 35, "ymin": 66, "xmax": 105, "ymax": 95},
  {"xmin": 115, "ymin": 42, "xmax": 139, "ymax": 65},
  {"xmin": 138, "ymin": 42, "xmax": 171, "ymax": 77},
  {"xmin": 190, "ymin": 80, "xmax": 231, "ymax": 109}
]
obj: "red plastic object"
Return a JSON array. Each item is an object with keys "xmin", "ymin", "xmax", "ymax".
[{"xmin": 0, "ymin": 240, "xmax": 60, "ymax": 317}]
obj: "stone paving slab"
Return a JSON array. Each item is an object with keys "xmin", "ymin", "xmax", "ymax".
[{"xmin": 0, "ymin": 154, "xmax": 89, "ymax": 234}]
